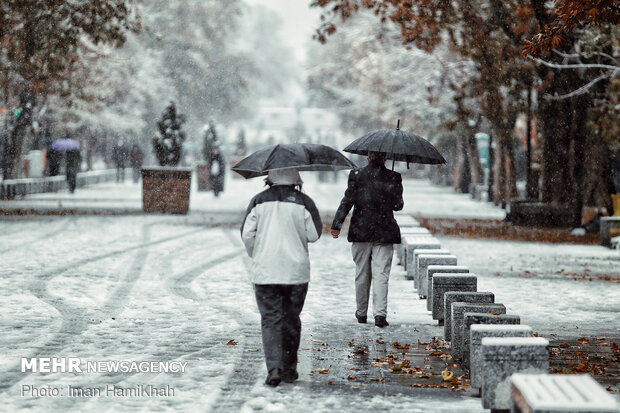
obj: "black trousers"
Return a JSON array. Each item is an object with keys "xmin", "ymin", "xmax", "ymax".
[
  {"xmin": 67, "ymin": 173, "xmax": 77, "ymax": 193},
  {"xmin": 254, "ymin": 283, "xmax": 308, "ymax": 376}
]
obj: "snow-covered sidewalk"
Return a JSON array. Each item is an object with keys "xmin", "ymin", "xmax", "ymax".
[
  {"xmin": 0, "ymin": 172, "xmax": 506, "ymax": 220},
  {"xmin": 1, "ymin": 175, "xmax": 618, "ymax": 411},
  {"xmin": 0, "ymin": 209, "xmax": 618, "ymax": 411}
]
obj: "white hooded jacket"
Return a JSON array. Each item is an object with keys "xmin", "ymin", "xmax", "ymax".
[{"xmin": 241, "ymin": 170, "xmax": 322, "ymax": 285}]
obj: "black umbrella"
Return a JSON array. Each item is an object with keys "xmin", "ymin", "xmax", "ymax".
[
  {"xmin": 343, "ymin": 121, "xmax": 446, "ymax": 166},
  {"xmin": 232, "ymin": 143, "xmax": 357, "ymax": 179}
]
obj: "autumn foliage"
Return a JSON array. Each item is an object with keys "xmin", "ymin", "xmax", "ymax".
[{"xmin": 523, "ymin": 0, "xmax": 620, "ymax": 56}]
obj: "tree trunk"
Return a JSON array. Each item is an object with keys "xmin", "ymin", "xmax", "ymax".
[
  {"xmin": 538, "ymin": 64, "xmax": 608, "ymax": 226},
  {"xmin": 488, "ymin": 133, "xmax": 495, "ymax": 201},
  {"xmin": 465, "ymin": 124, "xmax": 483, "ymax": 186},
  {"xmin": 2, "ymin": 90, "xmax": 35, "ymax": 180},
  {"xmin": 582, "ymin": 136, "xmax": 615, "ymax": 213},
  {"xmin": 539, "ymin": 96, "xmax": 572, "ymax": 205},
  {"xmin": 491, "ymin": 127, "xmax": 517, "ymax": 208},
  {"xmin": 569, "ymin": 90, "xmax": 590, "ymax": 225},
  {"xmin": 453, "ymin": 134, "xmax": 471, "ymax": 193}
]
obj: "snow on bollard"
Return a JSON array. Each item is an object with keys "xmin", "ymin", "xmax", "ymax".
[
  {"xmin": 481, "ymin": 337, "xmax": 549, "ymax": 411},
  {"xmin": 403, "ymin": 236, "xmax": 441, "ymax": 278},
  {"xmin": 470, "ymin": 324, "xmax": 533, "ymax": 390},
  {"xmin": 394, "ymin": 213, "xmax": 420, "ymax": 228},
  {"xmin": 417, "ymin": 256, "xmax": 458, "ymax": 299},
  {"xmin": 451, "ymin": 303, "xmax": 506, "ymax": 360},
  {"xmin": 510, "ymin": 373, "xmax": 619, "ymax": 413},
  {"xmin": 432, "ymin": 274, "xmax": 477, "ymax": 322},
  {"xmin": 397, "ymin": 227, "xmax": 431, "ymax": 267},
  {"xmin": 400, "ymin": 227, "xmax": 430, "ymax": 236},
  {"xmin": 444, "ymin": 292, "xmax": 493, "ymax": 341},
  {"xmin": 462, "ymin": 313, "xmax": 520, "ymax": 369},
  {"xmin": 412, "ymin": 249, "xmax": 451, "ymax": 290},
  {"xmin": 426, "ymin": 265, "xmax": 470, "ymax": 311}
]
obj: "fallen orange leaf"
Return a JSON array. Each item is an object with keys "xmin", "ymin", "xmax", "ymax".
[{"xmin": 441, "ymin": 367, "xmax": 454, "ymax": 381}]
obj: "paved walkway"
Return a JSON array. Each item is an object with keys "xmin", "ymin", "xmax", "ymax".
[
  {"xmin": 1, "ymin": 218, "xmax": 487, "ymax": 412},
  {"xmin": 0, "ymin": 177, "xmax": 618, "ymax": 411}
]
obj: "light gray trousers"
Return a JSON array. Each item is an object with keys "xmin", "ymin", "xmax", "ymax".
[{"xmin": 351, "ymin": 242, "xmax": 393, "ymax": 318}]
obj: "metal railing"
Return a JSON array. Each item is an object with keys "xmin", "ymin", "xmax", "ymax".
[{"xmin": 0, "ymin": 169, "xmax": 121, "ymax": 200}]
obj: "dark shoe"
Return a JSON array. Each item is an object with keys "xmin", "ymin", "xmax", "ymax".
[
  {"xmin": 265, "ymin": 374, "xmax": 281, "ymax": 387},
  {"xmin": 375, "ymin": 316, "xmax": 389, "ymax": 328},
  {"xmin": 355, "ymin": 313, "xmax": 367, "ymax": 324},
  {"xmin": 281, "ymin": 370, "xmax": 299, "ymax": 383}
]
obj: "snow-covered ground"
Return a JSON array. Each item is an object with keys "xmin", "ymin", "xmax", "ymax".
[
  {"xmin": 0, "ymin": 176, "xmax": 617, "ymax": 412},
  {"xmin": 0, "ymin": 172, "xmax": 506, "ymax": 220}
]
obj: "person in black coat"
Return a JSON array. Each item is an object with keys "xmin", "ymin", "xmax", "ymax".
[
  {"xmin": 331, "ymin": 151, "xmax": 403, "ymax": 327},
  {"xmin": 209, "ymin": 147, "xmax": 225, "ymax": 197},
  {"xmin": 47, "ymin": 148, "xmax": 62, "ymax": 176},
  {"xmin": 65, "ymin": 149, "xmax": 81, "ymax": 193}
]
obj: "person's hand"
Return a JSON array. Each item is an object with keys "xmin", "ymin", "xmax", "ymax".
[{"xmin": 331, "ymin": 229, "xmax": 340, "ymax": 239}]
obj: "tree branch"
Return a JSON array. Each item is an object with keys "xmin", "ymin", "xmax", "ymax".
[
  {"xmin": 552, "ymin": 49, "xmax": 619, "ymax": 64},
  {"xmin": 543, "ymin": 73, "xmax": 610, "ymax": 100},
  {"xmin": 529, "ymin": 56, "xmax": 620, "ymax": 71}
]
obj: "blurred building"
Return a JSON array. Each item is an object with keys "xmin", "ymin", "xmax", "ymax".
[{"xmin": 246, "ymin": 106, "xmax": 350, "ymax": 150}]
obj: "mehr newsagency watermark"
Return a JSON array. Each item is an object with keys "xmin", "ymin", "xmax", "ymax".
[{"xmin": 20, "ymin": 357, "xmax": 186, "ymax": 398}]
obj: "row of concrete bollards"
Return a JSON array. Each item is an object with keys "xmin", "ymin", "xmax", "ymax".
[{"xmin": 394, "ymin": 212, "xmax": 617, "ymax": 413}]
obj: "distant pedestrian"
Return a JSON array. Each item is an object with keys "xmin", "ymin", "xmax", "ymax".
[
  {"xmin": 612, "ymin": 147, "xmax": 620, "ymax": 193},
  {"xmin": 47, "ymin": 148, "xmax": 62, "ymax": 176},
  {"xmin": 65, "ymin": 149, "xmax": 81, "ymax": 193},
  {"xmin": 241, "ymin": 169, "xmax": 322, "ymax": 387},
  {"xmin": 112, "ymin": 141, "xmax": 128, "ymax": 183},
  {"xmin": 331, "ymin": 151, "xmax": 403, "ymax": 328},
  {"xmin": 209, "ymin": 147, "xmax": 225, "ymax": 196},
  {"xmin": 130, "ymin": 144, "xmax": 144, "ymax": 183}
]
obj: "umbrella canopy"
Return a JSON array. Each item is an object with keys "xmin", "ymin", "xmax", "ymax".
[
  {"xmin": 232, "ymin": 143, "xmax": 357, "ymax": 179},
  {"xmin": 343, "ymin": 128, "xmax": 446, "ymax": 165},
  {"xmin": 51, "ymin": 138, "xmax": 80, "ymax": 151}
]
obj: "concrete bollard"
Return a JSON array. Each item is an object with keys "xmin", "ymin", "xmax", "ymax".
[
  {"xmin": 412, "ymin": 249, "xmax": 451, "ymax": 290},
  {"xmin": 510, "ymin": 373, "xmax": 619, "ymax": 413},
  {"xmin": 394, "ymin": 213, "xmax": 420, "ymax": 228},
  {"xmin": 451, "ymin": 303, "xmax": 506, "ymax": 359},
  {"xmin": 426, "ymin": 265, "xmax": 470, "ymax": 311},
  {"xmin": 397, "ymin": 227, "xmax": 431, "ymax": 266},
  {"xmin": 417, "ymin": 256, "xmax": 458, "ymax": 299},
  {"xmin": 481, "ymin": 337, "xmax": 549, "ymax": 411},
  {"xmin": 403, "ymin": 236, "xmax": 441, "ymax": 278},
  {"xmin": 432, "ymin": 274, "xmax": 477, "ymax": 321},
  {"xmin": 462, "ymin": 313, "xmax": 520, "ymax": 369},
  {"xmin": 470, "ymin": 324, "xmax": 533, "ymax": 390},
  {"xmin": 401, "ymin": 227, "xmax": 431, "ymax": 236},
  {"xmin": 444, "ymin": 291, "xmax": 494, "ymax": 341}
]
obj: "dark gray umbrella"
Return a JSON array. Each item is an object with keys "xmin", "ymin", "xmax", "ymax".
[
  {"xmin": 343, "ymin": 123, "xmax": 446, "ymax": 165},
  {"xmin": 232, "ymin": 143, "xmax": 357, "ymax": 179}
]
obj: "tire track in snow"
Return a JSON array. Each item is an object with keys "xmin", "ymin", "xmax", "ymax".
[
  {"xmin": 99, "ymin": 224, "xmax": 151, "ymax": 318},
  {"xmin": 209, "ymin": 327, "xmax": 264, "ymax": 412},
  {"xmin": 209, "ymin": 229, "xmax": 266, "ymax": 411},
  {"xmin": 0, "ymin": 219, "xmax": 71, "ymax": 255},
  {"xmin": 167, "ymin": 249, "xmax": 244, "ymax": 301},
  {"xmin": 0, "ymin": 225, "xmax": 205, "ymax": 392},
  {"xmin": 71, "ymin": 229, "xmax": 254, "ymax": 408},
  {"xmin": 68, "ymin": 230, "xmax": 248, "ymax": 406}
]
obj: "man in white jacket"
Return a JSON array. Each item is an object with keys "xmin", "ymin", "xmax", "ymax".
[{"xmin": 241, "ymin": 169, "xmax": 322, "ymax": 386}]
